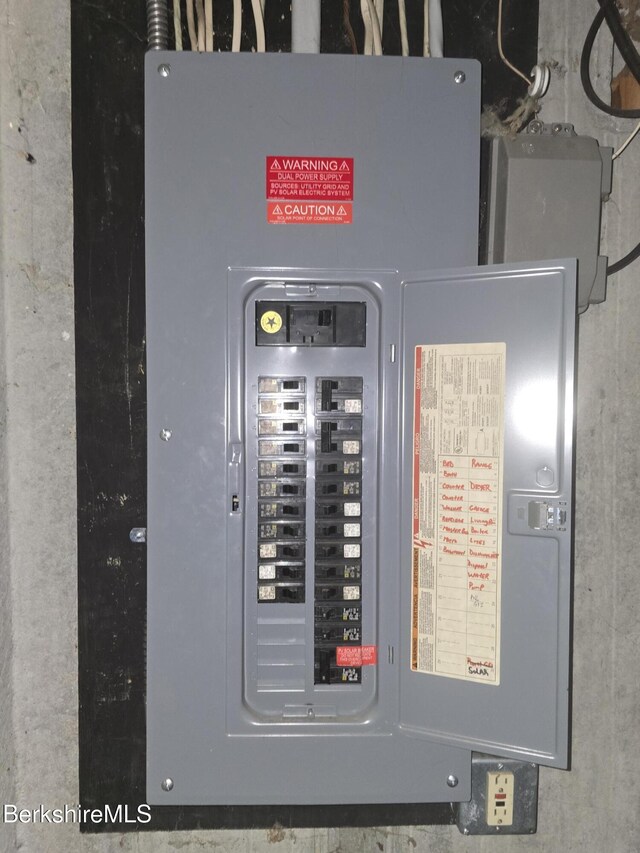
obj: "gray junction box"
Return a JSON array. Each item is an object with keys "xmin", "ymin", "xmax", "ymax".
[
  {"xmin": 145, "ymin": 54, "xmax": 576, "ymax": 807},
  {"xmin": 486, "ymin": 121, "xmax": 612, "ymax": 312}
]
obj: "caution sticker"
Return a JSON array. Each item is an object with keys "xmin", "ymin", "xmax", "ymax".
[
  {"xmin": 267, "ymin": 201, "xmax": 352, "ymax": 225},
  {"xmin": 260, "ymin": 310, "xmax": 283, "ymax": 334},
  {"xmin": 266, "ymin": 156, "xmax": 354, "ymax": 224}
]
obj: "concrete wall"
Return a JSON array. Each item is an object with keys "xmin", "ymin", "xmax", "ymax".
[
  {"xmin": 0, "ymin": 3, "xmax": 16, "ymax": 845},
  {"xmin": 1, "ymin": 0, "xmax": 638, "ymax": 850},
  {"xmin": 0, "ymin": 3, "xmax": 77, "ymax": 853}
]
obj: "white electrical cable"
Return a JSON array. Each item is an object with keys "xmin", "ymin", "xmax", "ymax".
[
  {"xmin": 195, "ymin": 0, "xmax": 205, "ymax": 51},
  {"xmin": 613, "ymin": 120, "xmax": 640, "ymax": 159},
  {"xmin": 232, "ymin": 0, "xmax": 242, "ymax": 51},
  {"xmin": 251, "ymin": 0, "xmax": 266, "ymax": 51},
  {"xmin": 186, "ymin": 0, "xmax": 198, "ymax": 49},
  {"xmin": 361, "ymin": 0, "xmax": 373, "ymax": 54},
  {"xmin": 428, "ymin": 0, "xmax": 443, "ymax": 57},
  {"xmin": 497, "ymin": 0, "xmax": 531, "ymax": 87},
  {"xmin": 291, "ymin": 0, "xmax": 320, "ymax": 52},
  {"xmin": 365, "ymin": 0, "xmax": 382, "ymax": 54},
  {"xmin": 173, "ymin": 0, "xmax": 183, "ymax": 49},
  {"xmin": 423, "ymin": 0, "xmax": 429, "ymax": 56},
  {"xmin": 375, "ymin": 0, "xmax": 384, "ymax": 39},
  {"xmin": 205, "ymin": 0, "xmax": 213, "ymax": 50},
  {"xmin": 398, "ymin": 0, "xmax": 409, "ymax": 56}
]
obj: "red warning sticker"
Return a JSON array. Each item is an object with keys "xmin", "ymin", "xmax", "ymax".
[
  {"xmin": 336, "ymin": 645, "xmax": 377, "ymax": 667},
  {"xmin": 267, "ymin": 201, "xmax": 352, "ymax": 225},
  {"xmin": 266, "ymin": 156, "xmax": 354, "ymax": 202}
]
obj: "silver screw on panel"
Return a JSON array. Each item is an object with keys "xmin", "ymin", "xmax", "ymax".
[
  {"xmin": 161, "ymin": 778, "xmax": 174, "ymax": 791},
  {"xmin": 454, "ymin": 71, "xmax": 466, "ymax": 84},
  {"xmin": 552, "ymin": 123, "xmax": 563, "ymax": 134},
  {"xmin": 129, "ymin": 527, "xmax": 147, "ymax": 543},
  {"xmin": 160, "ymin": 428, "xmax": 172, "ymax": 441},
  {"xmin": 528, "ymin": 120, "xmax": 543, "ymax": 134},
  {"xmin": 447, "ymin": 774, "xmax": 458, "ymax": 788},
  {"xmin": 158, "ymin": 63, "xmax": 171, "ymax": 77}
]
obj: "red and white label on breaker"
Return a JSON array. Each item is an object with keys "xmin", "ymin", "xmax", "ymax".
[
  {"xmin": 266, "ymin": 156, "xmax": 354, "ymax": 224},
  {"xmin": 336, "ymin": 645, "xmax": 377, "ymax": 667}
]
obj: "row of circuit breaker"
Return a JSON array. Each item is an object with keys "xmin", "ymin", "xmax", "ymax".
[{"xmin": 256, "ymin": 376, "xmax": 364, "ymax": 684}]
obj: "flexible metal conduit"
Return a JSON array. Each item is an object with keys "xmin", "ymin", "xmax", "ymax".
[{"xmin": 147, "ymin": 0, "xmax": 170, "ymax": 50}]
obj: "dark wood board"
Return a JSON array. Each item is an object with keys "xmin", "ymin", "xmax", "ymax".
[{"xmin": 73, "ymin": 0, "xmax": 537, "ymax": 833}]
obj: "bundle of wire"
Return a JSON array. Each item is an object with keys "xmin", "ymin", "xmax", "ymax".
[{"xmin": 174, "ymin": 0, "xmax": 266, "ymax": 52}]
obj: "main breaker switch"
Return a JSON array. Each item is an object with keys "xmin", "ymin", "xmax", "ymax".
[{"xmin": 255, "ymin": 302, "xmax": 366, "ymax": 347}]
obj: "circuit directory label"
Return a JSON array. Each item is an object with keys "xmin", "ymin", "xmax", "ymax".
[{"xmin": 411, "ymin": 343, "xmax": 506, "ymax": 685}]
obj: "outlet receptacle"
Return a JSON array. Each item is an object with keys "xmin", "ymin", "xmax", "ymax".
[{"xmin": 486, "ymin": 770, "xmax": 514, "ymax": 826}]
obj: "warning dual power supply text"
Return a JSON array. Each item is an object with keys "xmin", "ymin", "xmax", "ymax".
[{"xmin": 145, "ymin": 54, "xmax": 576, "ymax": 806}]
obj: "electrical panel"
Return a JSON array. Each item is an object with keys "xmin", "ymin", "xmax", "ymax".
[{"xmin": 145, "ymin": 54, "xmax": 576, "ymax": 806}]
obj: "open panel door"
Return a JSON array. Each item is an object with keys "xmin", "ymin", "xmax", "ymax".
[{"xmin": 398, "ymin": 260, "xmax": 576, "ymax": 768}]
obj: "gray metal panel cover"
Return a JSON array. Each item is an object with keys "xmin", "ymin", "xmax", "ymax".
[
  {"xmin": 145, "ymin": 53, "xmax": 574, "ymax": 805},
  {"xmin": 146, "ymin": 52, "xmax": 482, "ymax": 807}
]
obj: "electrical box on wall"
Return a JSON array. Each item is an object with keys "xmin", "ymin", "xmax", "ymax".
[{"xmin": 145, "ymin": 54, "xmax": 576, "ymax": 806}]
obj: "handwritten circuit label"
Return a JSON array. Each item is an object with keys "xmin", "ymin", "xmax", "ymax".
[
  {"xmin": 411, "ymin": 343, "xmax": 506, "ymax": 685},
  {"xmin": 266, "ymin": 156, "xmax": 354, "ymax": 224},
  {"xmin": 336, "ymin": 645, "xmax": 377, "ymax": 667}
]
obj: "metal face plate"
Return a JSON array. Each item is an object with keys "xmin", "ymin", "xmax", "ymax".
[{"xmin": 456, "ymin": 753, "xmax": 539, "ymax": 836}]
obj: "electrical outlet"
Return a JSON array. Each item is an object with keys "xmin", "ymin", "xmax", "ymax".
[
  {"xmin": 456, "ymin": 756, "xmax": 538, "ymax": 835},
  {"xmin": 486, "ymin": 770, "xmax": 514, "ymax": 826}
]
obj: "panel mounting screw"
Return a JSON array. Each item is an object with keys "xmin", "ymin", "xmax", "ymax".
[
  {"xmin": 447, "ymin": 774, "xmax": 458, "ymax": 787},
  {"xmin": 497, "ymin": 763, "xmax": 504, "ymax": 770},
  {"xmin": 129, "ymin": 527, "xmax": 147, "ymax": 543},
  {"xmin": 160, "ymin": 428, "xmax": 172, "ymax": 441},
  {"xmin": 158, "ymin": 63, "xmax": 171, "ymax": 77},
  {"xmin": 454, "ymin": 70, "xmax": 466, "ymax": 84},
  {"xmin": 552, "ymin": 123, "xmax": 563, "ymax": 134},
  {"xmin": 161, "ymin": 778, "xmax": 174, "ymax": 791},
  {"xmin": 528, "ymin": 120, "xmax": 543, "ymax": 134}
]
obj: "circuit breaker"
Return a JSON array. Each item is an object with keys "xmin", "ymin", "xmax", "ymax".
[{"xmin": 145, "ymin": 54, "xmax": 576, "ymax": 806}]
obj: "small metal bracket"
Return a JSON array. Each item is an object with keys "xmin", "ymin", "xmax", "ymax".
[
  {"xmin": 527, "ymin": 500, "xmax": 568, "ymax": 531},
  {"xmin": 455, "ymin": 753, "xmax": 539, "ymax": 835},
  {"xmin": 526, "ymin": 120, "xmax": 576, "ymax": 137},
  {"xmin": 508, "ymin": 494, "xmax": 569, "ymax": 536}
]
